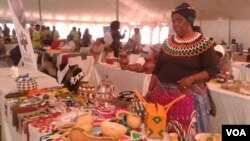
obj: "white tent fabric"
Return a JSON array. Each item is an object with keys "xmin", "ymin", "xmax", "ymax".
[{"xmin": 1, "ymin": 0, "xmax": 250, "ymax": 48}]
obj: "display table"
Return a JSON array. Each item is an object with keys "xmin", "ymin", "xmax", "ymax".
[
  {"xmin": 89, "ymin": 63, "xmax": 151, "ymax": 96},
  {"xmin": 207, "ymin": 83, "xmax": 250, "ymax": 133},
  {"xmin": 0, "ymin": 67, "xmax": 60, "ymax": 141},
  {"xmin": 231, "ymin": 52, "xmax": 248, "ymax": 62},
  {"xmin": 128, "ymin": 53, "xmax": 141, "ymax": 64}
]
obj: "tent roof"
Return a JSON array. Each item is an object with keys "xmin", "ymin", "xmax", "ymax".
[{"xmin": 0, "ymin": 0, "xmax": 249, "ymax": 24}]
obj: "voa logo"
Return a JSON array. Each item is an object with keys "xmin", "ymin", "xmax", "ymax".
[{"xmin": 226, "ymin": 129, "xmax": 246, "ymax": 136}]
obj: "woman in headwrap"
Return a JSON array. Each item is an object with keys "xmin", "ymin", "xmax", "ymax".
[{"xmin": 145, "ymin": 3, "xmax": 217, "ymax": 141}]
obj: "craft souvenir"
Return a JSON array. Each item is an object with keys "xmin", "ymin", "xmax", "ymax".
[
  {"xmin": 117, "ymin": 91, "xmax": 135, "ymax": 102},
  {"xmin": 116, "ymin": 110, "xmax": 141, "ymax": 129},
  {"xmin": 119, "ymin": 51, "xmax": 129, "ymax": 67},
  {"xmin": 169, "ymin": 133, "xmax": 179, "ymax": 141},
  {"xmin": 40, "ymin": 131, "xmax": 62, "ymax": 141},
  {"xmin": 75, "ymin": 114, "xmax": 94, "ymax": 126},
  {"xmin": 78, "ymin": 84, "xmax": 96, "ymax": 95},
  {"xmin": 58, "ymin": 122, "xmax": 76, "ymax": 133},
  {"xmin": 74, "ymin": 123, "xmax": 93, "ymax": 134},
  {"xmin": 16, "ymin": 73, "xmax": 37, "ymax": 92},
  {"xmin": 57, "ymin": 64, "xmax": 85, "ymax": 91},
  {"xmin": 134, "ymin": 90, "xmax": 186, "ymax": 139},
  {"xmin": 93, "ymin": 104, "xmax": 116, "ymax": 119},
  {"xmin": 69, "ymin": 127, "xmax": 116, "ymax": 141},
  {"xmin": 11, "ymin": 66, "xmax": 19, "ymax": 78},
  {"xmin": 97, "ymin": 75, "xmax": 114, "ymax": 98},
  {"xmin": 100, "ymin": 121, "xmax": 127, "ymax": 139},
  {"xmin": 195, "ymin": 133, "xmax": 222, "ymax": 141},
  {"xmin": 106, "ymin": 51, "xmax": 115, "ymax": 64}
]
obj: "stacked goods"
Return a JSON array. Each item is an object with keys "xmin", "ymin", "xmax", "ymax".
[{"xmin": 221, "ymin": 81, "xmax": 250, "ymax": 95}]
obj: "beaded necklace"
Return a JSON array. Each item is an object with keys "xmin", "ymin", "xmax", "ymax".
[{"xmin": 162, "ymin": 32, "xmax": 214, "ymax": 56}]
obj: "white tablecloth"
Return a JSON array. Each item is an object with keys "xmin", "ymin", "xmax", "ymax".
[
  {"xmin": 89, "ymin": 63, "xmax": 151, "ymax": 96},
  {"xmin": 208, "ymin": 83, "xmax": 250, "ymax": 133},
  {"xmin": 0, "ymin": 67, "xmax": 60, "ymax": 141},
  {"xmin": 128, "ymin": 54, "xmax": 141, "ymax": 64}
]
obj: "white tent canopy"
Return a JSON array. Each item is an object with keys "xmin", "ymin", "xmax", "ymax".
[{"xmin": 1, "ymin": 0, "xmax": 250, "ymax": 48}]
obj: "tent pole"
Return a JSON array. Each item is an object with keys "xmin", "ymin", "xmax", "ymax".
[
  {"xmin": 116, "ymin": 0, "xmax": 119, "ymax": 21},
  {"xmin": 229, "ymin": 18, "xmax": 231, "ymax": 45},
  {"xmin": 38, "ymin": 0, "xmax": 42, "ymax": 25}
]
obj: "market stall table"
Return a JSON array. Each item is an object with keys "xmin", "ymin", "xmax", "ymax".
[
  {"xmin": 0, "ymin": 67, "xmax": 60, "ymax": 141},
  {"xmin": 231, "ymin": 52, "xmax": 248, "ymax": 62},
  {"xmin": 207, "ymin": 83, "xmax": 250, "ymax": 133},
  {"xmin": 89, "ymin": 63, "xmax": 151, "ymax": 96}
]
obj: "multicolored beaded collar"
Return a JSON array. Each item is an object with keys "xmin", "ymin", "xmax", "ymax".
[{"xmin": 162, "ymin": 32, "xmax": 214, "ymax": 56}]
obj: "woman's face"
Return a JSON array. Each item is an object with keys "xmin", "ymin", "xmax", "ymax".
[{"xmin": 172, "ymin": 13, "xmax": 191, "ymax": 37}]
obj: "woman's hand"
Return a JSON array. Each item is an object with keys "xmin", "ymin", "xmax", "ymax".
[{"xmin": 177, "ymin": 76, "xmax": 195, "ymax": 89}]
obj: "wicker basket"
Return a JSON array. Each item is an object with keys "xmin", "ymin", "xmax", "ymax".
[
  {"xmin": 17, "ymin": 79, "xmax": 37, "ymax": 92},
  {"xmin": 69, "ymin": 127, "xmax": 117, "ymax": 141}
]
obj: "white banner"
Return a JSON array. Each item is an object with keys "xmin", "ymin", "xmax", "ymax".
[{"xmin": 7, "ymin": 0, "xmax": 37, "ymax": 69}]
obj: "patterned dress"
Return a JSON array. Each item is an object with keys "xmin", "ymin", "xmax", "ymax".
[{"xmin": 151, "ymin": 32, "xmax": 216, "ymax": 141}]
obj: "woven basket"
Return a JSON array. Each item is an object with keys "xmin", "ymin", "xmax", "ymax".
[
  {"xmin": 17, "ymin": 79, "xmax": 37, "ymax": 92},
  {"xmin": 69, "ymin": 127, "xmax": 116, "ymax": 141}
]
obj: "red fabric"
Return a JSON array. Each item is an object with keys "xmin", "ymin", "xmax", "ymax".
[{"xmin": 51, "ymin": 41, "xmax": 60, "ymax": 49}]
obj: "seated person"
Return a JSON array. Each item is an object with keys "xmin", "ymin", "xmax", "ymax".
[
  {"xmin": 59, "ymin": 35, "xmax": 75, "ymax": 52},
  {"xmin": 131, "ymin": 28, "xmax": 141, "ymax": 52},
  {"xmin": 247, "ymin": 48, "xmax": 250, "ymax": 62},
  {"xmin": 0, "ymin": 38, "xmax": 6, "ymax": 56},
  {"xmin": 214, "ymin": 44, "xmax": 232, "ymax": 78},
  {"xmin": 91, "ymin": 38, "xmax": 105, "ymax": 63}
]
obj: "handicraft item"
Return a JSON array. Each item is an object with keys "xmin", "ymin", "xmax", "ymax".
[{"xmin": 134, "ymin": 90, "xmax": 186, "ymax": 139}]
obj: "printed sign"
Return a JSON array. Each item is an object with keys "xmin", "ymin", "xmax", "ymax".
[{"xmin": 7, "ymin": 0, "xmax": 37, "ymax": 69}]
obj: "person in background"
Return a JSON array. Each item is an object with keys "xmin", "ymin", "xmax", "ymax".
[
  {"xmin": 214, "ymin": 44, "xmax": 232, "ymax": 77},
  {"xmin": 29, "ymin": 23, "xmax": 35, "ymax": 40},
  {"xmin": 32, "ymin": 24, "xmax": 41, "ymax": 51},
  {"xmin": 3, "ymin": 24, "xmax": 10, "ymax": 38},
  {"xmin": 70, "ymin": 27, "xmax": 79, "ymax": 50},
  {"xmin": 0, "ymin": 26, "xmax": 4, "ymax": 38},
  {"xmin": 0, "ymin": 37, "xmax": 6, "ymax": 56},
  {"xmin": 230, "ymin": 38, "xmax": 238, "ymax": 52},
  {"xmin": 52, "ymin": 26, "xmax": 60, "ymax": 42},
  {"xmin": 12, "ymin": 29, "xmax": 16, "ymax": 38},
  {"xmin": 221, "ymin": 40, "xmax": 227, "ymax": 45},
  {"xmin": 42, "ymin": 26, "xmax": 52, "ymax": 46},
  {"xmin": 246, "ymin": 48, "xmax": 250, "ymax": 62},
  {"xmin": 110, "ymin": 20, "xmax": 126, "ymax": 58},
  {"xmin": 91, "ymin": 37, "xmax": 105, "ymax": 63},
  {"xmin": 78, "ymin": 28, "xmax": 82, "ymax": 41},
  {"xmin": 131, "ymin": 28, "xmax": 141, "ymax": 52},
  {"xmin": 80, "ymin": 28, "xmax": 92, "ymax": 47},
  {"xmin": 145, "ymin": 3, "xmax": 217, "ymax": 141},
  {"xmin": 59, "ymin": 35, "xmax": 75, "ymax": 52}
]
